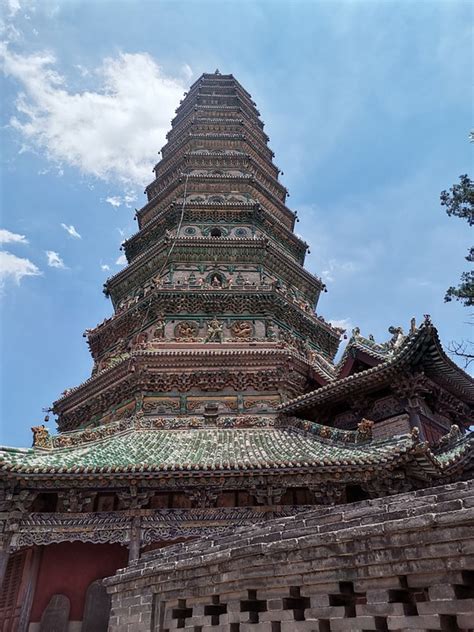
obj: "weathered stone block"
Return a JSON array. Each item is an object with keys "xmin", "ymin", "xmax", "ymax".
[{"xmin": 387, "ymin": 614, "xmax": 447, "ymax": 630}]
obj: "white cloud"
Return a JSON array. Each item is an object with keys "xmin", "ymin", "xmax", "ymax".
[
  {"xmin": 0, "ymin": 21, "xmax": 21, "ymax": 43},
  {"xmin": 0, "ymin": 250, "xmax": 41, "ymax": 285},
  {"xmin": 100, "ymin": 263, "xmax": 110, "ymax": 271},
  {"xmin": 106, "ymin": 196, "xmax": 122, "ymax": 208},
  {"xmin": 60, "ymin": 223, "xmax": 81, "ymax": 239},
  {"xmin": 1, "ymin": 46, "xmax": 186, "ymax": 186},
  {"xmin": 321, "ymin": 259, "xmax": 357, "ymax": 283},
  {"xmin": 181, "ymin": 63, "xmax": 193, "ymax": 81},
  {"xmin": 74, "ymin": 63, "xmax": 90, "ymax": 78},
  {"xmin": 0, "ymin": 228, "xmax": 28, "ymax": 245},
  {"xmin": 124, "ymin": 192, "xmax": 137, "ymax": 206},
  {"xmin": 115, "ymin": 254, "xmax": 127, "ymax": 266},
  {"xmin": 106, "ymin": 192, "xmax": 137, "ymax": 208},
  {"xmin": 5, "ymin": 0, "xmax": 21, "ymax": 18},
  {"xmin": 45, "ymin": 250, "xmax": 66, "ymax": 269},
  {"xmin": 0, "ymin": 226, "xmax": 41, "ymax": 289}
]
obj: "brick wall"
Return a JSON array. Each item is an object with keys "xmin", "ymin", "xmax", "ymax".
[
  {"xmin": 372, "ymin": 414, "xmax": 410, "ymax": 440},
  {"xmin": 105, "ymin": 480, "xmax": 474, "ymax": 631}
]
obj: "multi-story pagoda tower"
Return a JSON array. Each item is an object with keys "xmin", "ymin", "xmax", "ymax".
[
  {"xmin": 54, "ymin": 70, "xmax": 340, "ymax": 431},
  {"xmin": 1, "ymin": 71, "xmax": 472, "ymax": 631}
]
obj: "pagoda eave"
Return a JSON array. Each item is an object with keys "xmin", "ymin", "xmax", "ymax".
[
  {"xmin": 138, "ymin": 171, "xmax": 295, "ymax": 228},
  {"xmin": 124, "ymin": 204, "xmax": 307, "ymax": 263},
  {"xmin": 86, "ymin": 289, "xmax": 340, "ymax": 363},
  {"xmin": 52, "ymin": 346, "xmax": 316, "ymax": 428},
  {"xmin": 104, "ymin": 240, "xmax": 323, "ymax": 306}
]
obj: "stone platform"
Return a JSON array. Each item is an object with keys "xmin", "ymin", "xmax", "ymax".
[{"xmin": 105, "ymin": 479, "xmax": 474, "ymax": 631}]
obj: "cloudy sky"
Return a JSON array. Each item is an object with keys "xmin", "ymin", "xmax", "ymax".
[{"xmin": 0, "ymin": 0, "xmax": 472, "ymax": 447}]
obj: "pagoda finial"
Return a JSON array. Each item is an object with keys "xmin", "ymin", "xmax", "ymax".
[{"xmin": 214, "ymin": 68, "xmax": 220, "ymax": 75}]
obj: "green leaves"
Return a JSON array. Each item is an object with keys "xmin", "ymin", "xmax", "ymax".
[
  {"xmin": 440, "ymin": 174, "xmax": 474, "ymax": 307},
  {"xmin": 440, "ymin": 174, "xmax": 474, "ymax": 226}
]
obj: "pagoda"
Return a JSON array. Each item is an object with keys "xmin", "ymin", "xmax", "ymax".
[
  {"xmin": 0, "ymin": 71, "xmax": 472, "ymax": 631},
  {"xmin": 57, "ymin": 70, "xmax": 339, "ymax": 433}
]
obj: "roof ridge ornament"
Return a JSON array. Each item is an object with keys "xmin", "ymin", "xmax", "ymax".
[
  {"xmin": 386, "ymin": 325, "xmax": 405, "ymax": 351},
  {"xmin": 435, "ymin": 423, "xmax": 463, "ymax": 451},
  {"xmin": 31, "ymin": 424, "xmax": 51, "ymax": 449}
]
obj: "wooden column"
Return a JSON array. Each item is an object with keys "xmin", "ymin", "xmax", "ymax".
[
  {"xmin": 128, "ymin": 516, "xmax": 142, "ymax": 563},
  {"xmin": 0, "ymin": 531, "xmax": 12, "ymax": 589},
  {"xmin": 18, "ymin": 547, "xmax": 42, "ymax": 632},
  {"xmin": 407, "ymin": 397, "xmax": 426, "ymax": 441}
]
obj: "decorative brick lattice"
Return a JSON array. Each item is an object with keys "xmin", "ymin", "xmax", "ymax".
[
  {"xmin": 204, "ymin": 595, "xmax": 227, "ymax": 626},
  {"xmin": 240, "ymin": 590, "xmax": 267, "ymax": 624},
  {"xmin": 171, "ymin": 599, "xmax": 192, "ymax": 629}
]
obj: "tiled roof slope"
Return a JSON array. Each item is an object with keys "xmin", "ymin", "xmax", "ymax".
[
  {"xmin": 281, "ymin": 320, "xmax": 474, "ymax": 412},
  {"xmin": 1, "ymin": 422, "xmax": 471, "ymax": 476}
]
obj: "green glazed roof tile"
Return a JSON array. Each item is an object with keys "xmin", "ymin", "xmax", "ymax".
[
  {"xmin": 0, "ymin": 426, "xmax": 451, "ymax": 475},
  {"xmin": 1, "ymin": 416, "xmax": 471, "ymax": 476}
]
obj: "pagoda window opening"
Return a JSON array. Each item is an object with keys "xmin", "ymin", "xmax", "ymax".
[
  {"xmin": 31, "ymin": 492, "xmax": 58, "ymax": 513},
  {"xmin": 210, "ymin": 227, "xmax": 222, "ymax": 237},
  {"xmin": 207, "ymin": 271, "xmax": 225, "ymax": 287},
  {"xmin": 345, "ymin": 485, "xmax": 370, "ymax": 503}
]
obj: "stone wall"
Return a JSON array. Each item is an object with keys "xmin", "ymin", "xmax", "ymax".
[{"xmin": 105, "ymin": 480, "xmax": 474, "ymax": 631}]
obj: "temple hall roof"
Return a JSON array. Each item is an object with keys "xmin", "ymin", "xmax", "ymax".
[
  {"xmin": 0, "ymin": 416, "xmax": 471, "ymax": 478},
  {"xmin": 281, "ymin": 319, "xmax": 474, "ymax": 414}
]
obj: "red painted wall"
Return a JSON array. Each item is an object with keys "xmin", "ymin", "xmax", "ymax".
[{"xmin": 29, "ymin": 542, "xmax": 128, "ymax": 622}]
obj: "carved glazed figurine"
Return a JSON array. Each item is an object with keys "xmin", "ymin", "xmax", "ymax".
[
  {"xmin": 266, "ymin": 321, "xmax": 277, "ymax": 341},
  {"xmin": 153, "ymin": 319, "xmax": 165, "ymax": 339},
  {"xmin": 231, "ymin": 321, "xmax": 253, "ymax": 339},
  {"xmin": 176, "ymin": 321, "xmax": 198, "ymax": 339},
  {"xmin": 206, "ymin": 317, "xmax": 224, "ymax": 342},
  {"xmin": 356, "ymin": 418, "xmax": 374, "ymax": 441},
  {"xmin": 387, "ymin": 326, "xmax": 405, "ymax": 350},
  {"xmin": 31, "ymin": 425, "xmax": 51, "ymax": 449},
  {"xmin": 211, "ymin": 274, "xmax": 222, "ymax": 288}
]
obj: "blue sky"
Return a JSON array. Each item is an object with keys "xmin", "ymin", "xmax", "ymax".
[{"xmin": 0, "ymin": 0, "xmax": 472, "ymax": 447}]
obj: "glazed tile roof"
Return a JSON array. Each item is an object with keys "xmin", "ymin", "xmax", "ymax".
[
  {"xmin": 0, "ymin": 428, "xmax": 401, "ymax": 473},
  {"xmin": 0, "ymin": 419, "xmax": 471, "ymax": 477},
  {"xmin": 281, "ymin": 321, "xmax": 474, "ymax": 412}
]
